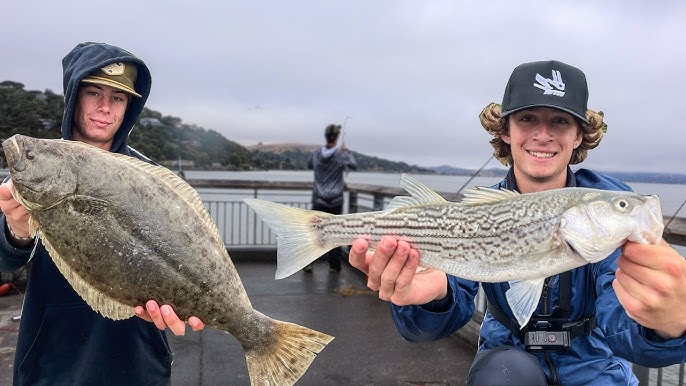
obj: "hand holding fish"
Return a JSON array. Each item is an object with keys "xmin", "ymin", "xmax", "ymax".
[
  {"xmin": 350, "ymin": 236, "xmax": 448, "ymax": 306},
  {"xmin": 0, "ymin": 180, "xmax": 33, "ymax": 244},
  {"xmin": 614, "ymin": 240, "xmax": 686, "ymax": 339},
  {"xmin": 134, "ymin": 300, "xmax": 205, "ymax": 335}
]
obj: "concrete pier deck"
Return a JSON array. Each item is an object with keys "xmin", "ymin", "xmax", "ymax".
[{"xmin": 0, "ymin": 259, "xmax": 475, "ymax": 385}]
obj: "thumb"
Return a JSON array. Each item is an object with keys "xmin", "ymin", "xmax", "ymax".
[{"xmin": 0, "ymin": 181, "xmax": 14, "ymax": 200}]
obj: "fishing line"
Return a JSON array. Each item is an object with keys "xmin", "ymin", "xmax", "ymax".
[
  {"xmin": 341, "ymin": 116, "xmax": 351, "ymax": 148},
  {"xmin": 342, "ymin": 116, "xmax": 352, "ymax": 178},
  {"xmin": 456, "ymin": 155, "xmax": 495, "ymax": 194},
  {"xmin": 664, "ymin": 196, "xmax": 686, "ymax": 231}
]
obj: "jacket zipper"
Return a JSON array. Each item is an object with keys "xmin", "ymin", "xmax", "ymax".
[{"xmin": 541, "ymin": 277, "xmax": 551, "ymax": 316}]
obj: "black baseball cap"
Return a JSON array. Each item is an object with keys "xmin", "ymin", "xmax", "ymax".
[{"xmin": 500, "ymin": 60, "xmax": 588, "ymax": 123}]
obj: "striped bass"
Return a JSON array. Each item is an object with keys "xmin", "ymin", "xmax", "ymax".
[
  {"xmin": 244, "ymin": 174, "xmax": 664, "ymax": 327},
  {"xmin": 2, "ymin": 134, "xmax": 333, "ymax": 386}
]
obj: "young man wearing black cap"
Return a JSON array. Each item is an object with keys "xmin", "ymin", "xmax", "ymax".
[
  {"xmin": 0, "ymin": 42, "xmax": 204, "ymax": 385},
  {"xmin": 348, "ymin": 60, "xmax": 686, "ymax": 385},
  {"xmin": 305, "ymin": 123, "xmax": 358, "ymax": 273}
]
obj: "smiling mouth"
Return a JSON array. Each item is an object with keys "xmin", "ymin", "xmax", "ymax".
[{"xmin": 528, "ymin": 150, "xmax": 556, "ymax": 159}]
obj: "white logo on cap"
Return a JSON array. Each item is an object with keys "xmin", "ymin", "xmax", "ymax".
[
  {"xmin": 101, "ymin": 63, "xmax": 125, "ymax": 76},
  {"xmin": 533, "ymin": 70, "xmax": 565, "ymax": 97}
]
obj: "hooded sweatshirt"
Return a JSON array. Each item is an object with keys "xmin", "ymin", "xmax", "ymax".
[
  {"xmin": 307, "ymin": 146, "xmax": 357, "ymax": 208},
  {"xmin": 0, "ymin": 42, "xmax": 172, "ymax": 386}
]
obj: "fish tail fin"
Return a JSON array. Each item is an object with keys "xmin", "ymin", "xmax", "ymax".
[
  {"xmin": 245, "ymin": 319, "xmax": 334, "ymax": 386},
  {"xmin": 244, "ymin": 198, "xmax": 335, "ymax": 279}
]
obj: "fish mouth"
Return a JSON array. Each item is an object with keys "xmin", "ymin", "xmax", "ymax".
[
  {"xmin": 630, "ymin": 195, "xmax": 664, "ymax": 245},
  {"xmin": 2, "ymin": 135, "xmax": 22, "ymax": 172}
]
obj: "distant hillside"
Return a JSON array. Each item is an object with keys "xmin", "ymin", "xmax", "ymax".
[
  {"xmin": 599, "ymin": 171, "xmax": 686, "ymax": 185},
  {"xmin": 248, "ymin": 143, "xmax": 434, "ymax": 173},
  {"xmin": 430, "ymin": 165, "xmax": 507, "ymax": 177}
]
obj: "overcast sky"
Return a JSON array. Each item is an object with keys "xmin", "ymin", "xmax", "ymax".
[{"xmin": 2, "ymin": 1, "xmax": 684, "ymax": 174}]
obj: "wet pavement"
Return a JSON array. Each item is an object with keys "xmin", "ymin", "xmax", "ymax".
[{"xmin": 1, "ymin": 259, "xmax": 475, "ymax": 385}]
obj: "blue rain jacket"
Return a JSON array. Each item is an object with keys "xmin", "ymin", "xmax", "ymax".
[
  {"xmin": 390, "ymin": 168, "xmax": 686, "ymax": 385},
  {"xmin": 0, "ymin": 42, "xmax": 172, "ymax": 386}
]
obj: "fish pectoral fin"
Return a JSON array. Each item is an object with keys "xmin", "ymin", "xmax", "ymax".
[
  {"xmin": 70, "ymin": 195, "xmax": 109, "ymax": 216},
  {"xmin": 505, "ymin": 278, "xmax": 546, "ymax": 328}
]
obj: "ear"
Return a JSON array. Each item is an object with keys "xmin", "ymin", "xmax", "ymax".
[
  {"xmin": 501, "ymin": 133, "xmax": 511, "ymax": 144},
  {"xmin": 573, "ymin": 131, "xmax": 583, "ymax": 149}
]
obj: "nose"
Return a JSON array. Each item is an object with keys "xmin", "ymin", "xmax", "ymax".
[
  {"xmin": 97, "ymin": 97, "xmax": 111, "ymax": 113},
  {"xmin": 533, "ymin": 123, "xmax": 554, "ymax": 142}
]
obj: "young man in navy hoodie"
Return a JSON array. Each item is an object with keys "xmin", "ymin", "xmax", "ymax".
[{"xmin": 0, "ymin": 42, "xmax": 204, "ymax": 385}]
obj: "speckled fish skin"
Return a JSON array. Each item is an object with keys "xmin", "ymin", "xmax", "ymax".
[
  {"xmin": 244, "ymin": 173, "xmax": 664, "ymax": 326},
  {"xmin": 3, "ymin": 134, "xmax": 332, "ymax": 386}
]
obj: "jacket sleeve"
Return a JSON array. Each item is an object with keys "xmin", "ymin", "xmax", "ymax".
[
  {"xmin": 307, "ymin": 152, "xmax": 314, "ymax": 170},
  {"xmin": 389, "ymin": 274, "xmax": 479, "ymax": 342},
  {"xmin": 345, "ymin": 152, "xmax": 358, "ymax": 171},
  {"xmin": 0, "ymin": 215, "xmax": 34, "ymax": 272},
  {"xmin": 594, "ymin": 249, "xmax": 686, "ymax": 367}
]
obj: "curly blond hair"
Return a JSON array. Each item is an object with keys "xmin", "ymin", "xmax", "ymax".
[{"xmin": 479, "ymin": 103, "xmax": 607, "ymax": 166}]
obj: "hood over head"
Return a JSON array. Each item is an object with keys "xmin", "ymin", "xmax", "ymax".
[{"xmin": 61, "ymin": 42, "xmax": 152, "ymax": 154}]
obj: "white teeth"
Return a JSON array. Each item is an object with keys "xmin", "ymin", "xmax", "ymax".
[{"xmin": 529, "ymin": 151, "xmax": 555, "ymax": 158}]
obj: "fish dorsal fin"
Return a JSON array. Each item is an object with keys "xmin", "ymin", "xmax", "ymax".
[
  {"xmin": 64, "ymin": 141, "xmax": 205, "ymax": 219},
  {"xmin": 461, "ymin": 186, "xmax": 519, "ymax": 206},
  {"xmin": 386, "ymin": 174, "xmax": 447, "ymax": 211},
  {"xmin": 106, "ymin": 152, "xmax": 230, "ymax": 264},
  {"xmin": 41, "ymin": 234, "xmax": 134, "ymax": 320},
  {"xmin": 107, "ymin": 152, "xmax": 205, "ymax": 212}
]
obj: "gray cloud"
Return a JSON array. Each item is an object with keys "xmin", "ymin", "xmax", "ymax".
[{"xmin": 2, "ymin": 0, "xmax": 683, "ymax": 173}]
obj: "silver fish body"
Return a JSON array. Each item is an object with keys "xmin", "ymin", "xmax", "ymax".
[
  {"xmin": 245, "ymin": 173, "xmax": 664, "ymax": 326},
  {"xmin": 3, "ymin": 134, "xmax": 333, "ymax": 386}
]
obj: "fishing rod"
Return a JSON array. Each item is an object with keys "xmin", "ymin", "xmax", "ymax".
[
  {"xmin": 456, "ymin": 154, "xmax": 495, "ymax": 195},
  {"xmin": 341, "ymin": 116, "xmax": 351, "ymax": 148}
]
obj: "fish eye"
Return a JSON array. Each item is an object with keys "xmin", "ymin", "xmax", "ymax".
[
  {"xmin": 25, "ymin": 149, "xmax": 34, "ymax": 160},
  {"xmin": 613, "ymin": 198, "xmax": 632, "ymax": 212}
]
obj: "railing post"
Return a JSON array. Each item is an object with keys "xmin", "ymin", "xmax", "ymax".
[
  {"xmin": 632, "ymin": 364, "xmax": 650, "ymax": 385},
  {"xmin": 373, "ymin": 193, "xmax": 385, "ymax": 211},
  {"xmin": 349, "ymin": 191, "xmax": 358, "ymax": 213}
]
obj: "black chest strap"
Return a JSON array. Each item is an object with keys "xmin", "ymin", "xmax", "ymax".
[{"xmin": 487, "ymin": 271, "xmax": 596, "ymax": 341}]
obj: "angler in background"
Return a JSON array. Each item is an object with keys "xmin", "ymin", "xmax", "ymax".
[
  {"xmin": 348, "ymin": 60, "xmax": 686, "ymax": 385},
  {"xmin": 305, "ymin": 123, "xmax": 357, "ymax": 273},
  {"xmin": 0, "ymin": 42, "xmax": 205, "ymax": 385}
]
